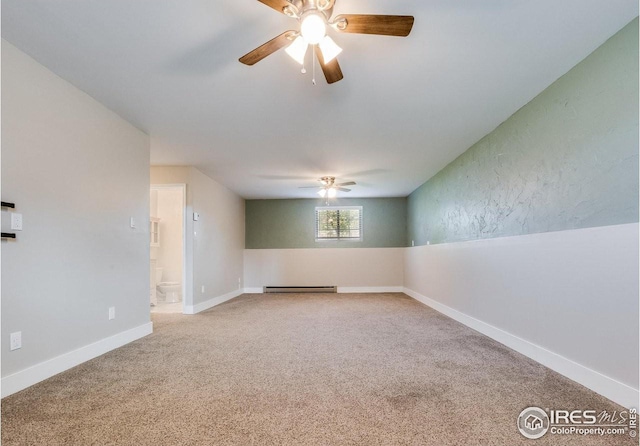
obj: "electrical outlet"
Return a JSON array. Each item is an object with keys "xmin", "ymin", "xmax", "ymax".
[
  {"xmin": 238, "ymin": 277, "xmax": 241, "ymax": 289},
  {"xmin": 201, "ymin": 285, "xmax": 205, "ymax": 294},
  {"xmin": 108, "ymin": 307, "xmax": 116, "ymax": 320},
  {"xmin": 11, "ymin": 213, "xmax": 23, "ymax": 231},
  {"xmin": 10, "ymin": 332, "xmax": 22, "ymax": 351},
  {"xmin": 411, "ymin": 240, "xmax": 415, "ymax": 247},
  {"xmin": 130, "ymin": 217, "xmax": 136, "ymax": 229}
]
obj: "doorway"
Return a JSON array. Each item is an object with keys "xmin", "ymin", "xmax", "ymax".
[{"xmin": 150, "ymin": 184, "xmax": 186, "ymax": 314}]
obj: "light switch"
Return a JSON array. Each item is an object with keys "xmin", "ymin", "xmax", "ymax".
[
  {"xmin": 130, "ymin": 217, "xmax": 136, "ymax": 229},
  {"xmin": 10, "ymin": 332, "xmax": 22, "ymax": 351},
  {"xmin": 11, "ymin": 213, "xmax": 23, "ymax": 231},
  {"xmin": 193, "ymin": 212, "xmax": 200, "ymax": 221}
]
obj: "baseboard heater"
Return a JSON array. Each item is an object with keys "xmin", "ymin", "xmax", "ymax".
[{"xmin": 263, "ymin": 286, "xmax": 337, "ymax": 294}]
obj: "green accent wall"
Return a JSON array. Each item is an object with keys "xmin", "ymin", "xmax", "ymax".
[
  {"xmin": 246, "ymin": 198, "xmax": 407, "ymax": 248},
  {"xmin": 407, "ymin": 18, "xmax": 639, "ymax": 246}
]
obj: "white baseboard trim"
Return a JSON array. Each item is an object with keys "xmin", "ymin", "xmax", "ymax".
[
  {"xmin": 403, "ymin": 287, "xmax": 639, "ymax": 409},
  {"xmin": 337, "ymin": 286, "xmax": 404, "ymax": 293},
  {"xmin": 240, "ymin": 287, "xmax": 404, "ymax": 294},
  {"xmin": 1, "ymin": 322, "xmax": 153, "ymax": 398},
  {"xmin": 184, "ymin": 289, "xmax": 244, "ymax": 314}
]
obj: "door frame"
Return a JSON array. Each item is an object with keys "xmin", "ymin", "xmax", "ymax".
[{"xmin": 150, "ymin": 183, "xmax": 187, "ymax": 314}]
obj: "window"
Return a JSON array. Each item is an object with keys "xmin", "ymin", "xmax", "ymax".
[{"xmin": 315, "ymin": 206, "xmax": 363, "ymax": 241}]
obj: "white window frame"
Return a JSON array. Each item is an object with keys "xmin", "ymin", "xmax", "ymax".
[{"xmin": 315, "ymin": 206, "xmax": 363, "ymax": 242}]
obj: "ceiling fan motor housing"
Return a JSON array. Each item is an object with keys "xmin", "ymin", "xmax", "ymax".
[
  {"xmin": 320, "ymin": 176, "xmax": 335, "ymax": 186},
  {"xmin": 284, "ymin": 0, "xmax": 334, "ymax": 21}
]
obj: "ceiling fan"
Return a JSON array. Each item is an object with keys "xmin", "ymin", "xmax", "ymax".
[
  {"xmin": 300, "ymin": 176, "xmax": 356, "ymax": 198},
  {"xmin": 239, "ymin": 0, "xmax": 414, "ymax": 84}
]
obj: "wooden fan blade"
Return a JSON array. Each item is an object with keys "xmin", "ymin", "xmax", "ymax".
[
  {"xmin": 257, "ymin": 0, "xmax": 290, "ymax": 15},
  {"xmin": 336, "ymin": 181, "xmax": 356, "ymax": 186},
  {"xmin": 336, "ymin": 187, "xmax": 351, "ymax": 192},
  {"xmin": 314, "ymin": 46, "xmax": 344, "ymax": 84},
  {"xmin": 334, "ymin": 14, "xmax": 414, "ymax": 37},
  {"xmin": 239, "ymin": 31, "xmax": 295, "ymax": 65}
]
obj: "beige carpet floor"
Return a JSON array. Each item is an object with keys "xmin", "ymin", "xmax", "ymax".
[{"xmin": 1, "ymin": 293, "xmax": 634, "ymax": 445}]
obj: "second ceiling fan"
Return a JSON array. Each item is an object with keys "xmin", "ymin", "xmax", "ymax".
[
  {"xmin": 239, "ymin": 0, "xmax": 414, "ymax": 84},
  {"xmin": 299, "ymin": 176, "xmax": 356, "ymax": 197}
]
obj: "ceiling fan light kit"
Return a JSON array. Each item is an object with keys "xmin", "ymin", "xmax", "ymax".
[
  {"xmin": 317, "ymin": 35, "xmax": 342, "ymax": 64},
  {"xmin": 284, "ymin": 36, "xmax": 308, "ymax": 64},
  {"xmin": 239, "ymin": 0, "xmax": 414, "ymax": 84},
  {"xmin": 300, "ymin": 12, "xmax": 326, "ymax": 44},
  {"xmin": 318, "ymin": 188, "xmax": 337, "ymax": 198}
]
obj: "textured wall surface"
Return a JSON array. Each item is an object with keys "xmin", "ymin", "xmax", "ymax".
[
  {"xmin": 408, "ymin": 18, "xmax": 639, "ymax": 246},
  {"xmin": 246, "ymin": 198, "xmax": 407, "ymax": 249}
]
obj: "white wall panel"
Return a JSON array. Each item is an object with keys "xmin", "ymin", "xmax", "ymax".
[
  {"xmin": 244, "ymin": 248, "xmax": 404, "ymax": 289},
  {"xmin": 404, "ymin": 223, "xmax": 639, "ymax": 406}
]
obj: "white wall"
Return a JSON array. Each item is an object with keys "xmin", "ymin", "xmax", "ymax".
[
  {"xmin": 150, "ymin": 166, "xmax": 245, "ymax": 313},
  {"xmin": 244, "ymin": 248, "xmax": 404, "ymax": 292},
  {"xmin": 403, "ymin": 223, "xmax": 639, "ymax": 408},
  {"xmin": 150, "ymin": 189, "xmax": 158, "ymax": 219},
  {"xmin": 1, "ymin": 40, "xmax": 152, "ymax": 396}
]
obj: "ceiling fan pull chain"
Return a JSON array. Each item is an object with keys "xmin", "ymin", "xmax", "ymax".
[
  {"xmin": 301, "ymin": 41, "xmax": 307, "ymax": 74},
  {"xmin": 300, "ymin": 42, "xmax": 308, "ymax": 74},
  {"xmin": 312, "ymin": 45, "xmax": 316, "ymax": 85}
]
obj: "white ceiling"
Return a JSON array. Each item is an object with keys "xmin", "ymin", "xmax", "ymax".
[{"xmin": 2, "ymin": 1, "xmax": 637, "ymax": 198}]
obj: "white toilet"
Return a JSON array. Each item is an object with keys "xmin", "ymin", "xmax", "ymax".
[{"xmin": 156, "ymin": 267, "xmax": 182, "ymax": 303}]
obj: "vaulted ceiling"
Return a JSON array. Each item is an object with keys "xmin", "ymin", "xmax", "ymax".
[{"xmin": 2, "ymin": 1, "xmax": 637, "ymax": 198}]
